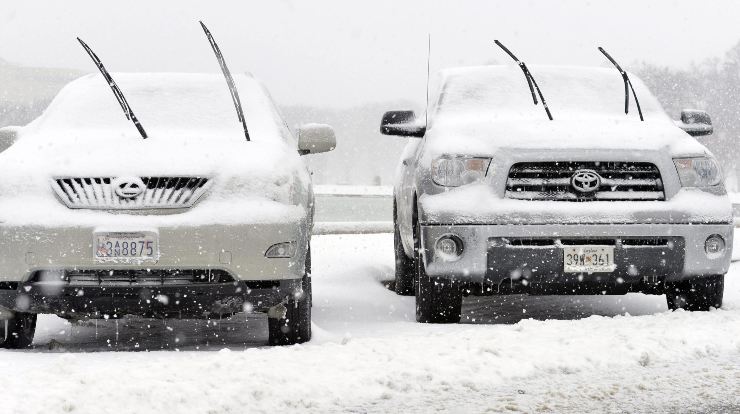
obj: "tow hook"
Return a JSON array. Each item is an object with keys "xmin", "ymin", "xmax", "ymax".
[{"xmin": 267, "ymin": 303, "xmax": 288, "ymax": 319}]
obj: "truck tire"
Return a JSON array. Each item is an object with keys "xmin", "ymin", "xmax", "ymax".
[
  {"xmin": 665, "ymin": 275, "xmax": 724, "ymax": 311},
  {"xmin": 0, "ymin": 312, "xmax": 37, "ymax": 349},
  {"xmin": 268, "ymin": 250, "xmax": 312, "ymax": 345},
  {"xmin": 414, "ymin": 221, "xmax": 462, "ymax": 323},
  {"xmin": 394, "ymin": 202, "xmax": 415, "ymax": 296}
]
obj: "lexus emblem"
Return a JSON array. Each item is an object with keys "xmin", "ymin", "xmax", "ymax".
[
  {"xmin": 570, "ymin": 170, "xmax": 601, "ymax": 193},
  {"xmin": 112, "ymin": 176, "xmax": 146, "ymax": 199}
]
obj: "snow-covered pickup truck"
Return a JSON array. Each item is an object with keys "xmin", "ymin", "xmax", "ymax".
[
  {"xmin": 0, "ymin": 25, "xmax": 335, "ymax": 347},
  {"xmin": 383, "ymin": 46, "xmax": 732, "ymax": 323}
]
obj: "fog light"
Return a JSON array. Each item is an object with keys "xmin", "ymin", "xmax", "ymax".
[
  {"xmin": 705, "ymin": 235, "xmax": 725, "ymax": 255},
  {"xmin": 265, "ymin": 241, "xmax": 297, "ymax": 258},
  {"xmin": 435, "ymin": 235, "xmax": 463, "ymax": 262}
]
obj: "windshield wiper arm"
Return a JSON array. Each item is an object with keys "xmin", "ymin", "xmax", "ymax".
[
  {"xmin": 76, "ymin": 38, "xmax": 148, "ymax": 139},
  {"xmin": 494, "ymin": 40, "xmax": 553, "ymax": 120},
  {"xmin": 598, "ymin": 47, "xmax": 644, "ymax": 121},
  {"xmin": 199, "ymin": 21, "xmax": 250, "ymax": 141}
]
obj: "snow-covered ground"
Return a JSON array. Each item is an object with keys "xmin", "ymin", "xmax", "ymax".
[{"xmin": 3, "ymin": 233, "xmax": 739, "ymax": 413}]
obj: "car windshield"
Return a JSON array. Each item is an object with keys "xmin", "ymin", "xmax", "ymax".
[
  {"xmin": 435, "ymin": 65, "xmax": 668, "ymax": 122},
  {"xmin": 29, "ymin": 73, "xmax": 291, "ymax": 143}
]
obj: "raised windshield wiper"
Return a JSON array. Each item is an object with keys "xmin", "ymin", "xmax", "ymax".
[
  {"xmin": 598, "ymin": 47, "xmax": 644, "ymax": 121},
  {"xmin": 494, "ymin": 40, "xmax": 553, "ymax": 120},
  {"xmin": 76, "ymin": 38, "xmax": 148, "ymax": 139},
  {"xmin": 199, "ymin": 21, "xmax": 250, "ymax": 141}
]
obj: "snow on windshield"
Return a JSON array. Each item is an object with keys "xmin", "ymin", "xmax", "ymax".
[
  {"xmin": 434, "ymin": 65, "xmax": 667, "ymax": 122},
  {"xmin": 26, "ymin": 73, "xmax": 291, "ymax": 143}
]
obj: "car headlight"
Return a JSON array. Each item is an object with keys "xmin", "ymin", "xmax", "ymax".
[
  {"xmin": 673, "ymin": 157, "xmax": 723, "ymax": 187},
  {"xmin": 431, "ymin": 156, "xmax": 491, "ymax": 187}
]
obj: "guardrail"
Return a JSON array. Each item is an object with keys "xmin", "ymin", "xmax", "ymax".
[{"xmin": 312, "ymin": 185, "xmax": 393, "ymax": 235}]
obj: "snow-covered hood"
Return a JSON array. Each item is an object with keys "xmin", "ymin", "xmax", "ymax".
[
  {"xmin": 0, "ymin": 132, "xmax": 307, "ymax": 203},
  {"xmin": 424, "ymin": 117, "xmax": 709, "ymax": 158},
  {"xmin": 0, "ymin": 73, "xmax": 312, "ymax": 226}
]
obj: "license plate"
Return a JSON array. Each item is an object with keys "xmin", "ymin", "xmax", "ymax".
[
  {"xmin": 94, "ymin": 232, "xmax": 159, "ymax": 262},
  {"xmin": 563, "ymin": 246, "xmax": 615, "ymax": 273}
]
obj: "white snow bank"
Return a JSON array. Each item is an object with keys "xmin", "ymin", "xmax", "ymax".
[{"xmin": 3, "ymin": 233, "xmax": 739, "ymax": 413}]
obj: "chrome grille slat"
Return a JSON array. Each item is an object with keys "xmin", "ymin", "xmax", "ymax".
[
  {"xmin": 71, "ymin": 179, "xmax": 91, "ymax": 206},
  {"xmin": 52, "ymin": 176, "xmax": 211, "ymax": 209},
  {"xmin": 505, "ymin": 162, "xmax": 665, "ymax": 201}
]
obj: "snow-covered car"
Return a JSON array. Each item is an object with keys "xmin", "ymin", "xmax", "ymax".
[
  {"xmin": 382, "ymin": 54, "xmax": 732, "ymax": 323},
  {"xmin": 0, "ymin": 31, "xmax": 335, "ymax": 347}
]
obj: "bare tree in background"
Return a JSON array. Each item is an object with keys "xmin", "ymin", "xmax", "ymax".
[{"xmin": 636, "ymin": 42, "xmax": 740, "ymax": 190}]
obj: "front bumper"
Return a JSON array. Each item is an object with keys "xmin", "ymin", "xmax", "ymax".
[
  {"xmin": 0, "ymin": 219, "xmax": 310, "ymax": 317},
  {"xmin": 420, "ymin": 223, "xmax": 733, "ymax": 286},
  {"xmin": 0, "ymin": 221, "xmax": 309, "ymax": 284}
]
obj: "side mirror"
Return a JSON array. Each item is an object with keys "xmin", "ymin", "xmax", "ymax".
[
  {"xmin": 677, "ymin": 109, "xmax": 713, "ymax": 137},
  {"xmin": 0, "ymin": 126, "xmax": 21, "ymax": 153},
  {"xmin": 297, "ymin": 123, "xmax": 336, "ymax": 155},
  {"xmin": 380, "ymin": 110, "xmax": 426, "ymax": 138}
]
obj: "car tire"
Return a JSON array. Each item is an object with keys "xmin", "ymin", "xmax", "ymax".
[
  {"xmin": 394, "ymin": 202, "xmax": 415, "ymax": 296},
  {"xmin": 0, "ymin": 312, "xmax": 37, "ymax": 349},
  {"xmin": 414, "ymin": 220, "xmax": 462, "ymax": 323},
  {"xmin": 268, "ymin": 249, "xmax": 312, "ymax": 346},
  {"xmin": 665, "ymin": 275, "xmax": 724, "ymax": 311}
]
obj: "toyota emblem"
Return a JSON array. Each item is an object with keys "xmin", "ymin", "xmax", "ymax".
[
  {"xmin": 112, "ymin": 176, "xmax": 146, "ymax": 199},
  {"xmin": 570, "ymin": 170, "xmax": 601, "ymax": 193}
]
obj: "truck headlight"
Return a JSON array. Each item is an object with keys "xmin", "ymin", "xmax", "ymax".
[
  {"xmin": 432, "ymin": 156, "xmax": 491, "ymax": 187},
  {"xmin": 673, "ymin": 157, "xmax": 722, "ymax": 187}
]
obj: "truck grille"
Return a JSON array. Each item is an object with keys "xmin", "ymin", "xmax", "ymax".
[
  {"xmin": 52, "ymin": 177, "xmax": 211, "ymax": 209},
  {"xmin": 30, "ymin": 269, "xmax": 235, "ymax": 287},
  {"xmin": 506, "ymin": 162, "xmax": 664, "ymax": 201}
]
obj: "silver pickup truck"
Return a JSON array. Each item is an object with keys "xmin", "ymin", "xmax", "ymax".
[{"xmin": 382, "ymin": 58, "xmax": 732, "ymax": 323}]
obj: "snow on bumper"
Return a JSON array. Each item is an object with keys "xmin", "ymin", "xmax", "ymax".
[{"xmin": 420, "ymin": 185, "xmax": 733, "ymax": 226}]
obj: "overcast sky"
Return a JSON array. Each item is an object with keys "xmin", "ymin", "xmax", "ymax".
[{"xmin": 1, "ymin": 0, "xmax": 740, "ymax": 108}]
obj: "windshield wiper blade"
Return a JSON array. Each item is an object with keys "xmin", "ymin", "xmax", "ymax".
[
  {"xmin": 76, "ymin": 38, "xmax": 148, "ymax": 139},
  {"xmin": 598, "ymin": 47, "xmax": 644, "ymax": 121},
  {"xmin": 199, "ymin": 21, "xmax": 250, "ymax": 141},
  {"xmin": 494, "ymin": 40, "xmax": 553, "ymax": 120}
]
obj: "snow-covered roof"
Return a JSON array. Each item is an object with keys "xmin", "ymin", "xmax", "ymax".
[{"xmin": 434, "ymin": 65, "xmax": 667, "ymax": 122}]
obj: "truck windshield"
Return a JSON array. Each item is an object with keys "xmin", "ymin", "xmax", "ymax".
[{"xmin": 436, "ymin": 65, "xmax": 665, "ymax": 122}]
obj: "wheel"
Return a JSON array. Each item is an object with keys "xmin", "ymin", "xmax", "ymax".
[
  {"xmin": 394, "ymin": 201, "xmax": 415, "ymax": 296},
  {"xmin": 414, "ymin": 219, "xmax": 462, "ymax": 323},
  {"xmin": 666, "ymin": 275, "xmax": 724, "ymax": 311},
  {"xmin": 268, "ymin": 248, "xmax": 312, "ymax": 345},
  {"xmin": 0, "ymin": 312, "xmax": 37, "ymax": 349}
]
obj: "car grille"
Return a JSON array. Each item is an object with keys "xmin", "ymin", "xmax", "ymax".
[
  {"xmin": 52, "ymin": 177, "xmax": 211, "ymax": 209},
  {"xmin": 505, "ymin": 162, "xmax": 665, "ymax": 201},
  {"xmin": 29, "ymin": 269, "xmax": 235, "ymax": 287}
]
